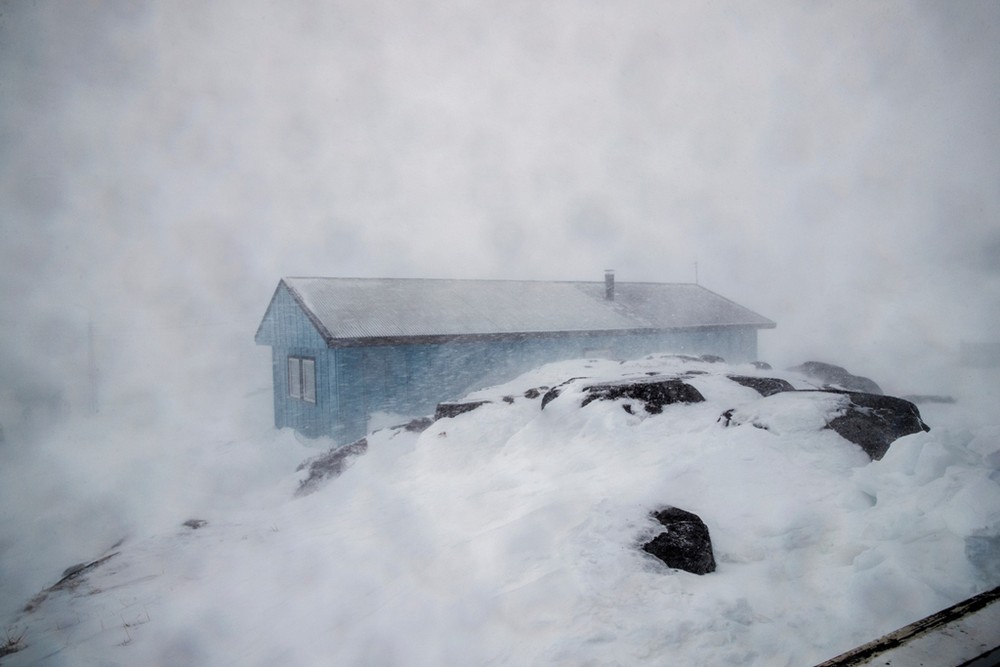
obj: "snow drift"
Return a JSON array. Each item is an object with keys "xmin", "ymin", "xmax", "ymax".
[{"xmin": 2, "ymin": 354, "xmax": 998, "ymax": 666}]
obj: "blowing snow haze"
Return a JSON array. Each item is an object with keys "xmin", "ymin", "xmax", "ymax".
[
  {"xmin": 0, "ymin": 0, "xmax": 999, "ymax": 644},
  {"xmin": 1, "ymin": 2, "xmax": 999, "ymax": 364}
]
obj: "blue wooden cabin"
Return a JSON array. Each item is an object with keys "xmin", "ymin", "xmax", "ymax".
[{"xmin": 255, "ymin": 272, "xmax": 775, "ymax": 442}]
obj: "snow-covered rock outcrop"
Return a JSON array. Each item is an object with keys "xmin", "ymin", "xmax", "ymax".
[{"xmin": 2, "ymin": 354, "xmax": 997, "ymax": 667}]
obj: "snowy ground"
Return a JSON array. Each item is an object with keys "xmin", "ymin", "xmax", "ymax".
[{"xmin": 2, "ymin": 355, "xmax": 999, "ymax": 666}]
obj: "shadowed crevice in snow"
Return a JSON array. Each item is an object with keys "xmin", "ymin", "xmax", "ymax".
[{"xmin": 966, "ymin": 534, "xmax": 1000, "ymax": 583}]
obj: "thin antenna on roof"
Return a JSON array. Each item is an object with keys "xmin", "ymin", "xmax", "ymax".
[{"xmin": 694, "ymin": 260, "xmax": 699, "ymax": 285}]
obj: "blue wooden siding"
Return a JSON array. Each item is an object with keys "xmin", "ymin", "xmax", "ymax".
[
  {"xmin": 258, "ymin": 278, "xmax": 767, "ymax": 442},
  {"xmin": 315, "ymin": 326, "xmax": 759, "ymax": 442},
  {"xmin": 259, "ymin": 282, "xmax": 760, "ymax": 442},
  {"xmin": 255, "ymin": 283, "xmax": 327, "ymax": 349},
  {"xmin": 271, "ymin": 346, "xmax": 335, "ymax": 438},
  {"xmin": 257, "ymin": 284, "xmax": 332, "ymax": 437}
]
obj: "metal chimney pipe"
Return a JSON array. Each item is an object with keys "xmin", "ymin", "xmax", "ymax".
[{"xmin": 605, "ymin": 269, "xmax": 615, "ymax": 301}]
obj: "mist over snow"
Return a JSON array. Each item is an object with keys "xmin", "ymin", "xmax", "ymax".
[
  {"xmin": 2, "ymin": 356, "xmax": 1000, "ymax": 666},
  {"xmin": 1, "ymin": 0, "xmax": 999, "ymax": 662}
]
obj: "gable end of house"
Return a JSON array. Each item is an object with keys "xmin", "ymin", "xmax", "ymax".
[{"xmin": 254, "ymin": 279, "xmax": 331, "ymax": 349}]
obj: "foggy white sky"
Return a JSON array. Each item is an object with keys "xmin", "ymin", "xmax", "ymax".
[{"xmin": 2, "ymin": 0, "xmax": 999, "ymax": 410}]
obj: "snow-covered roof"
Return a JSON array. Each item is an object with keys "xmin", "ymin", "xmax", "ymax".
[{"xmin": 265, "ymin": 276, "xmax": 775, "ymax": 346}]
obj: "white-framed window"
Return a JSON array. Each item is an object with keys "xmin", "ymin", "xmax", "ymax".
[{"xmin": 288, "ymin": 356, "xmax": 316, "ymax": 403}]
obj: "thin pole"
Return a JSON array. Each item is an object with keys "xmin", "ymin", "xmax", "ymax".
[{"xmin": 88, "ymin": 321, "xmax": 99, "ymax": 413}]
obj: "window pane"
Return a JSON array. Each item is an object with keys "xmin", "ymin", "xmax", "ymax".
[
  {"xmin": 302, "ymin": 358, "xmax": 316, "ymax": 403},
  {"xmin": 288, "ymin": 358, "xmax": 301, "ymax": 399}
]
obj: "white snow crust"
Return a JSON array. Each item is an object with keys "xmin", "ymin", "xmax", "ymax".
[{"xmin": 2, "ymin": 355, "xmax": 999, "ymax": 666}]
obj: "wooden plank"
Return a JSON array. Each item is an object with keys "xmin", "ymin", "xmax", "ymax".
[{"xmin": 815, "ymin": 585, "xmax": 1000, "ymax": 667}]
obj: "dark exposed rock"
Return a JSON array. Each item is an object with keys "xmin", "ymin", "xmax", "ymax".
[
  {"xmin": 718, "ymin": 389, "xmax": 929, "ymax": 460},
  {"xmin": 540, "ymin": 377, "xmax": 590, "ymax": 410},
  {"xmin": 642, "ymin": 507, "xmax": 716, "ymax": 575},
  {"xmin": 56, "ymin": 553, "xmax": 119, "ymax": 587},
  {"xmin": 434, "ymin": 401, "xmax": 491, "ymax": 420},
  {"xmin": 183, "ymin": 519, "xmax": 208, "ymax": 530},
  {"xmin": 523, "ymin": 388, "xmax": 542, "ymax": 399},
  {"xmin": 540, "ymin": 387, "xmax": 561, "ymax": 409},
  {"xmin": 825, "ymin": 391, "xmax": 930, "ymax": 460},
  {"xmin": 580, "ymin": 377, "xmax": 705, "ymax": 414},
  {"xmin": 699, "ymin": 354, "xmax": 725, "ymax": 363},
  {"xmin": 718, "ymin": 408, "xmax": 768, "ymax": 430},
  {"xmin": 25, "ymin": 551, "xmax": 121, "ymax": 612},
  {"xmin": 727, "ymin": 375, "xmax": 795, "ymax": 397},
  {"xmin": 403, "ymin": 416, "xmax": 435, "ymax": 432},
  {"xmin": 296, "ymin": 438, "xmax": 369, "ymax": 496},
  {"xmin": 0, "ymin": 627, "xmax": 24, "ymax": 658},
  {"xmin": 502, "ymin": 395, "xmax": 515, "ymax": 404},
  {"xmin": 750, "ymin": 361, "xmax": 772, "ymax": 370},
  {"xmin": 789, "ymin": 361, "xmax": 883, "ymax": 395}
]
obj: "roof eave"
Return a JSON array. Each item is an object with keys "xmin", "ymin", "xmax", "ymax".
[{"xmin": 321, "ymin": 323, "xmax": 774, "ymax": 348}]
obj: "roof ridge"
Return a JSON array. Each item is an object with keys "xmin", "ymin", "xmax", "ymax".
[
  {"xmin": 283, "ymin": 276, "xmax": 695, "ymax": 286},
  {"xmin": 265, "ymin": 277, "xmax": 775, "ymax": 343}
]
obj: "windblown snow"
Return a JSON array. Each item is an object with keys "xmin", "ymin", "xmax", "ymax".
[{"xmin": 2, "ymin": 355, "xmax": 999, "ymax": 666}]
